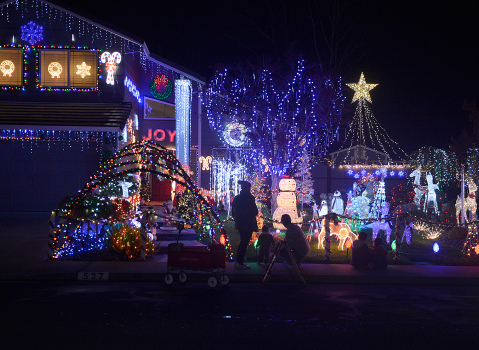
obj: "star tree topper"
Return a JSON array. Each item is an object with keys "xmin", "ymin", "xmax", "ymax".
[{"xmin": 347, "ymin": 72, "xmax": 378, "ymax": 104}]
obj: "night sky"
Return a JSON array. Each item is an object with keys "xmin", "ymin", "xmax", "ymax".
[{"xmin": 59, "ymin": 0, "xmax": 479, "ymax": 154}]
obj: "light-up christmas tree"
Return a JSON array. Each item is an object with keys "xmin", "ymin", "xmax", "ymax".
[{"xmin": 294, "ymin": 151, "xmax": 314, "ymax": 211}]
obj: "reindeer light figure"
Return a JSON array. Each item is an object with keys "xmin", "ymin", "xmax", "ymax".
[
  {"xmin": 318, "ymin": 219, "xmax": 358, "ymax": 250},
  {"xmin": 410, "ymin": 167, "xmax": 426, "ymax": 209},
  {"xmin": 372, "ymin": 220, "xmax": 392, "ymax": 244},
  {"xmin": 424, "ymin": 172, "xmax": 439, "ymax": 214},
  {"xmin": 456, "ymin": 177, "xmax": 477, "ymax": 224},
  {"xmin": 101, "ymin": 51, "xmax": 121, "ymax": 85}
]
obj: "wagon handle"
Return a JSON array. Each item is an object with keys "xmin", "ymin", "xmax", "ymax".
[{"xmin": 177, "ymin": 221, "xmax": 185, "ymax": 243}]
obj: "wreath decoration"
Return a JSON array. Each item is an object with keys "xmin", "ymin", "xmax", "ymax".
[
  {"xmin": 48, "ymin": 62, "xmax": 62, "ymax": 78},
  {"xmin": 149, "ymin": 74, "xmax": 172, "ymax": 100},
  {"xmin": 0, "ymin": 60, "xmax": 15, "ymax": 77}
]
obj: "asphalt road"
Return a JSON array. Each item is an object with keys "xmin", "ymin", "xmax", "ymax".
[{"xmin": 3, "ymin": 281, "xmax": 478, "ymax": 349}]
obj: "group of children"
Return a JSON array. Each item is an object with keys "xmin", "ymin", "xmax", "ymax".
[
  {"xmin": 256, "ymin": 225, "xmax": 388, "ymax": 269},
  {"xmin": 350, "ymin": 231, "xmax": 388, "ymax": 270}
]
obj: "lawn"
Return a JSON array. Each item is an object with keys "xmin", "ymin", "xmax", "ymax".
[{"xmin": 216, "ymin": 212, "xmax": 479, "ymax": 266}]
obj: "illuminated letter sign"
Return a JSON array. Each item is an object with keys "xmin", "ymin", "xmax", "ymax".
[
  {"xmin": 143, "ymin": 129, "xmax": 176, "ymax": 143},
  {"xmin": 124, "ymin": 75, "xmax": 141, "ymax": 103}
]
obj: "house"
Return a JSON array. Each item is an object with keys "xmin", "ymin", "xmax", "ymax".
[{"xmin": 0, "ymin": 0, "xmax": 209, "ymax": 211}]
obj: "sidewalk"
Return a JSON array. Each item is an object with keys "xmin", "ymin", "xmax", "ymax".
[{"xmin": 1, "ymin": 212, "xmax": 478, "ymax": 285}]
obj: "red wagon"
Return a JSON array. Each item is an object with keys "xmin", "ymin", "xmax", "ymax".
[{"xmin": 164, "ymin": 242, "xmax": 230, "ymax": 287}]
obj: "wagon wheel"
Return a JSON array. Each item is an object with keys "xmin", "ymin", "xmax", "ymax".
[
  {"xmin": 207, "ymin": 276, "xmax": 218, "ymax": 288},
  {"xmin": 164, "ymin": 273, "xmax": 174, "ymax": 285},
  {"xmin": 219, "ymin": 274, "xmax": 230, "ymax": 286},
  {"xmin": 179, "ymin": 271, "xmax": 188, "ymax": 283}
]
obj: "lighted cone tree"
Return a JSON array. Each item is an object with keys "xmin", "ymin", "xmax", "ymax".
[
  {"xmin": 205, "ymin": 58, "xmax": 346, "ymax": 213},
  {"xmin": 294, "ymin": 151, "xmax": 314, "ymax": 212},
  {"xmin": 341, "ymin": 72, "xmax": 408, "ymax": 162}
]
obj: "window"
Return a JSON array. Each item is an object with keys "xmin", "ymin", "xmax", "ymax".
[
  {"xmin": 70, "ymin": 51, "xmax": 97, "ymax": 87},
  {"xmin": 40, "ymin": 49, "xmax": 97, "ymax": 88},
  {"xmin": 0, "ymin": 48, "xmax": 23, "ymax": 87},
  {"xmin": 144, "ymin": 96, "xmax": 175, "ymax": 119}
]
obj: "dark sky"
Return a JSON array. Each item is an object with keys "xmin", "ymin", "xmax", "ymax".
[{"xmin": 60, "ymin": 0, "xmax": 479, "ymax": 154}]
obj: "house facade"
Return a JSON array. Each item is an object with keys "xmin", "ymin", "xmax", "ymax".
[{"xmin": 0, "ymin": 0, "xmax": 207, "ymax": 211}]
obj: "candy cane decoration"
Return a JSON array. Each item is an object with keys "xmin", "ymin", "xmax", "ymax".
[
  {"xmin": 101, "ymin": 51, "xmax": 121, "ymax": 85},
  {"xmin": 199, "ymin": 156, "xmax": 212, "ymax": 170}
]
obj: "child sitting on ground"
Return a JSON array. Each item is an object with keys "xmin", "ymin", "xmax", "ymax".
[
  {"xmin": 256, "ymin": 224, "xmax": 275, "ymax": 264},
  {"xmin": 370, "ymin": 237, "xmax": 388, "ymax": 269},
  {"xmin": 350, "ymin": 231, "xmax": 371, "ymax": 269}
]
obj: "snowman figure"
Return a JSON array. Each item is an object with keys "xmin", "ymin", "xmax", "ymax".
[{"xmin": 272, "ymin": 178, "xmax": 303, "ymax": 229}]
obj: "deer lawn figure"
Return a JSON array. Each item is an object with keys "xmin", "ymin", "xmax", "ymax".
[
  {"xmin": 410, "ymin": 167, "xmax": 427, "ymax": 209},
  {"xmin": 456, "ymin": 177, "xmax": 477, "ymax": 224},
  {"xmin": 424, "ymin": 172, "xmax": 439, "ymax": 214}
]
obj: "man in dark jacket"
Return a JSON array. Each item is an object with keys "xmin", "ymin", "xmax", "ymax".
[{"xmin": 232, "ymin": 180, "xmax": 258, "ymax": 269}]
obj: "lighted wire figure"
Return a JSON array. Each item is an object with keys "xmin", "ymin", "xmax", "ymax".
[
  {"xmin": 410, "ymin": 167, "xmax": 426, "ymax": 209},
  {"xmin": 423, "ymin": 173, "xmax": 439, "ymax": 214},
  {"xmin": 456, "ymin": 176, "xmax": 477, "ymax": 224}
]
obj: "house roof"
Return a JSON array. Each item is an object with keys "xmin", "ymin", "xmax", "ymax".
[
  {"xmin": 0, "ymin": 0, "xmax": 206, "ymax": 84},
  {"xmin": 0, "ymin": 101, "xmax": 132, "ymax": 132}
]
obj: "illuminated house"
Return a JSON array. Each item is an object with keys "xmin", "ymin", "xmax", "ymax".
[{"xmin": 0, "ymin": 0, "xmax": 206, "ymax": 211}]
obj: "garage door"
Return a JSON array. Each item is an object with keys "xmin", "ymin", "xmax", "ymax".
[{"xmin": 0, "ymin": 140, "xmax": 101, "ymax": 212}]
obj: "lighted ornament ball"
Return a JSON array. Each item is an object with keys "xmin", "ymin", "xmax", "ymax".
[{"xmin": 433, "ymin": 242, "xmax": 440, "ymax": 253}]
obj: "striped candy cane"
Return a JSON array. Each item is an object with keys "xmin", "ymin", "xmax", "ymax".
[{"xmin": 100, "ymin": 51, "xmax": 121, "ymax": 85}]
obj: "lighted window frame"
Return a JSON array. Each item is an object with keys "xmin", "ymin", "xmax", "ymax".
[
  {"xmin": 143, "ymin": 96, "xmax": 175, "ymax": 120},
  {"xmin": 39, "ymin": 49, "xmax": 97, "ymax": 88},
  {"xmin": 0, "ymin": 48, "xmax": 24, "ymax": 87}
]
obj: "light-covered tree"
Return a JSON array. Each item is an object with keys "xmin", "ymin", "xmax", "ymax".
[{"xmin": 204, "ymin": 57, "xmax": 346, "ymax": 212}]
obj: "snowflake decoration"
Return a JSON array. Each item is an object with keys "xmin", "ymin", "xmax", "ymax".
[
  {"xmin": 76, "ymin": 62, "xmax": 91, "ymax": 78},
  {"xmin": 21, "ymin": 21, "xmax": 43, "ymax": 45}
]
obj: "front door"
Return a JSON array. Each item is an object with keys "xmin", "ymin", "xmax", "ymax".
[{"xmin": 151, "ymin": 175, "xmax": 172, "ymax": 202}]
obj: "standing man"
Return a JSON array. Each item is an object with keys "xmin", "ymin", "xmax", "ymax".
[{"xmin": 232, "ymin": 180, "xmax": 258, "ymax": 269}]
